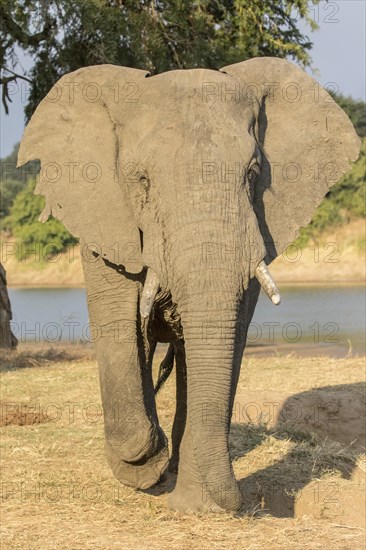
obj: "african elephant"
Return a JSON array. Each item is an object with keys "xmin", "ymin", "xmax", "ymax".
[{"xmin": 17, "ymin": 58, "xmax": 360, "ymax": 513}]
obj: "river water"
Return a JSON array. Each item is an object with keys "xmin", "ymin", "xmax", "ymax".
[{"xmin": 8, "ymin": 285, "xmax": 365, "ymax": 356}]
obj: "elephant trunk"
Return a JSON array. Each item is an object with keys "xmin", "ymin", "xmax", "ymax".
[
  {"xmin": 177, "ymin": 284, "xmax": 243, "ymax": 511},
  {"xmin": 164, "ymin": 198, "xmax": 269, "ymax": 510}
]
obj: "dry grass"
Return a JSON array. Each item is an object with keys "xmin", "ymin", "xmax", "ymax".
[
  {"xmin": 0, "ymin": 346, "xmax": 93, "ymax": 372},
  {"xmin": 1, "ymin": 349, "xmax": 365, "ymax": 549}
]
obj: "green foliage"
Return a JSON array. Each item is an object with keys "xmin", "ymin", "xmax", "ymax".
[
  {"xmin": 5, "ymin": 179, "xmax": 78, "ymax": 260},
  {"xmin": 331, "ymin": 93, "xmax": 366, "ymax": 138},
  {"xmin": 0, "ymin": 143, "xmax": 20, "ymax": 181},
  {"xmin": 1, "ymin": 0, "xmax": 318, "ymax": 117},
  {"xmin": 0, "ymin": 142, "xmax": 40, "ymax": 219},
  {"xmin": 0, "ymin": 178, "xmax": 24, "ymax": 218}
]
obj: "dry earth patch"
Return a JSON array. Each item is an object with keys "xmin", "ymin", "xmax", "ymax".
[{"xmin": 1, "ymin": 350, "xmax": 365, "ymax": 549}]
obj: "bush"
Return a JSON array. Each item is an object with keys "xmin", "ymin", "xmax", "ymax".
[
  {"xmin": 0, "ymin": 179, "xmax": 25, "ymax": 219},
  {"xmin": 5, "ymin": 179, "xmax": 78, "ymax": 260}
]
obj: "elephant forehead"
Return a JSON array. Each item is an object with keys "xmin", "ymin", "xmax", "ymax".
[
  {"xmin": 140, "ymin": 68, "xmax": 246, "ymax": 102},
  {"xmin": 124, "ymin": 112, "xmax": 256, "ymax": 181},
  {"xmin": 124, "ymin": 70, "xmax": 253, "ymax": 121},
  {"xmin": 122, "ymin": 71, "xmax": 256, "ymax": 163}
]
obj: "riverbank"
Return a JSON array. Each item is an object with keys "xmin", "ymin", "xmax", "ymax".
[
  {"xmin": 2, "ymin": 220, "xmax": 365, "ymax": 286},
  {"xmin": 8, "ymin": 284, "xmax": 366, "ymax": 356}
]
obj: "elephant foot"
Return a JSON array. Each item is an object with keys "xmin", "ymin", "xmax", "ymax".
[
  {"xmin": 168, "ymin": 480, "xmax": 225, "ymax": 513},
  {"xmin": 168, "ymin": 432, "xmax": 232, "ymax": 512},
  {"xmin": 105, "ymin": 441, "xmax": 169, "ymax": 490},
  {"xmin": 168, "ymin": 420, "xmax": 242, "ymax": 513}
]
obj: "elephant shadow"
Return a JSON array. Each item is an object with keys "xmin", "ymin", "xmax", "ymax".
[
  {"xmin": 144, "ymin": 382, "xmax": 365, "ymax": 518},
  {"xmin": 231, "ymin": 382, "xmax": 365, "ymax": 518}
]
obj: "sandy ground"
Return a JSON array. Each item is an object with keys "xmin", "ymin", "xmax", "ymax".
[
  {"xmin": 1, "ymin": 220, "xmax": 365, "ymax": 286},
  {"xmin": 0, "ymin": 348, "xmax": 365, "ymax": 549}
]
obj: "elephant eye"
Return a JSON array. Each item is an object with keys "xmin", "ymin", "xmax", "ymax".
[
  {"xmin": 139, "ymin": 175, "xmax": 150, "ymax": 189},
  {"xmin": 246, "ymin": 162, "xmax": 260, "ymax": 204},
  {"xmin": 247, "ymin": 162, "xmax": 260, "ymax": 185}
]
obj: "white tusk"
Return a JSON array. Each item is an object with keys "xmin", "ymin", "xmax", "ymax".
[
  {"xmin": 255, "ymin": 260, "xmax": 281, "ymax": 305},
  {"xmin": 140, "ymin": 269, "xmax": 160, "ymax": 319}
]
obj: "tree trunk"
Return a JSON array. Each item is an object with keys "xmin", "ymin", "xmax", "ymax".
[{"xmin": 0, "ymin": 263, "xmax": 18, "ymax": 349}]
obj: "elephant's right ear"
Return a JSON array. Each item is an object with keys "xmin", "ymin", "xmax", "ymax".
[
  {"xmin": 17, "ymin": 64, "xmax": 150, "ymax": 274},
  {"xmin": 221, "ymin": 58, "xmax": 361, "ymax": 263}
]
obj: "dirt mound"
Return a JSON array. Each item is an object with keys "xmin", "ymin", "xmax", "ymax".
[
  {"xmin": 277, "ymin": 384, "xmax": 366, "ymax": 451},
  {"xmin": 234, "ymin": 383, "xmax": 366, "ymax": 451},
  {"xmin": 237, "ymin": 462, "xmax": 366, "ymax": 529},
  {"xmin": 295, "ymin": 466, "xmax": 366, "ymax": 528},
  {"xmin": 0, "ymin": 345, "xmax": 94, "ymax": 372},
  {"xmin": 233, "ymin": 383, "xmax": 366, "ymax": 528},
  {"xmin": 0, "ymin": 401, "xmax": 51, "ymax": 426}
]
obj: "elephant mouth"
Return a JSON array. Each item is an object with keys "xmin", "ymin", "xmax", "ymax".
[{"xmin": 140, "ymin": 260, "xmax": 280, "ymax": 320}]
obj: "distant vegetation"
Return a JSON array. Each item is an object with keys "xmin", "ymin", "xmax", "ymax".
[
  {"xmin": 0, "ymin": 146, "xmax": 77, "ymax": 259},
  {"xmin": 331, "ymin": 93, "xmax": 366, "ymax": 139}
]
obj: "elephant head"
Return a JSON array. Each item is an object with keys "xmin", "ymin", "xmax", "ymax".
[{"xmin": 18, "ymin": 58, "xmax": 360, "ymax": 512}]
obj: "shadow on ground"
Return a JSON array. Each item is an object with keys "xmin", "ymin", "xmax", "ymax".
[
  {"xmin": 232, "ymin": 382, "xmax": 365, "ymax": 524},
  {"xmin": 146, "ymin": 383, "xmax": 365, "ymax": 526}
]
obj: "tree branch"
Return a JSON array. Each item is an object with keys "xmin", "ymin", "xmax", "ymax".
[
  {"xmin": 0, "ymin": 68, "xmax": 33, "ymax": 114},
  {"xmin": 0, "ymin": 7, "xmax": 55, "ymax": 47},
  {"xmin": 1, "ymin": 67, "xmax": 32, "ymax": 84},
  {"xmin": 1, "ymin": 74, "xmax": 16, "ymax": 114}
]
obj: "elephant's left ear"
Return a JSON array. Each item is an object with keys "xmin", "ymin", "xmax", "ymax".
[
  {"xmin": 220, "ymin": 57, "xmax": 361, "ymax": 262},
  {"xmin": 17, "ymin": 64, "xmax": 150, "ymax": 273}
]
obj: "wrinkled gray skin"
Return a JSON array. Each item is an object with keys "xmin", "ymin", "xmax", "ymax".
[{"xmin": 18, "ymin": 58, "xmax": 360, "ymax": 513}]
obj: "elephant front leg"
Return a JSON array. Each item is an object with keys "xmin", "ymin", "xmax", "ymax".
[
  {"xmin": 168, "ymin": 419, "xmax": 224, "ymax": 512},
  {"xmin": 82, "ymin": 248, "xmax": 169, "ymax": 489}
]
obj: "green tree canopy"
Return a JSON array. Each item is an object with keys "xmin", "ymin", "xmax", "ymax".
[{"xmin": 1, "ymin": 0, "xmax": 318, "ymax": 117}]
